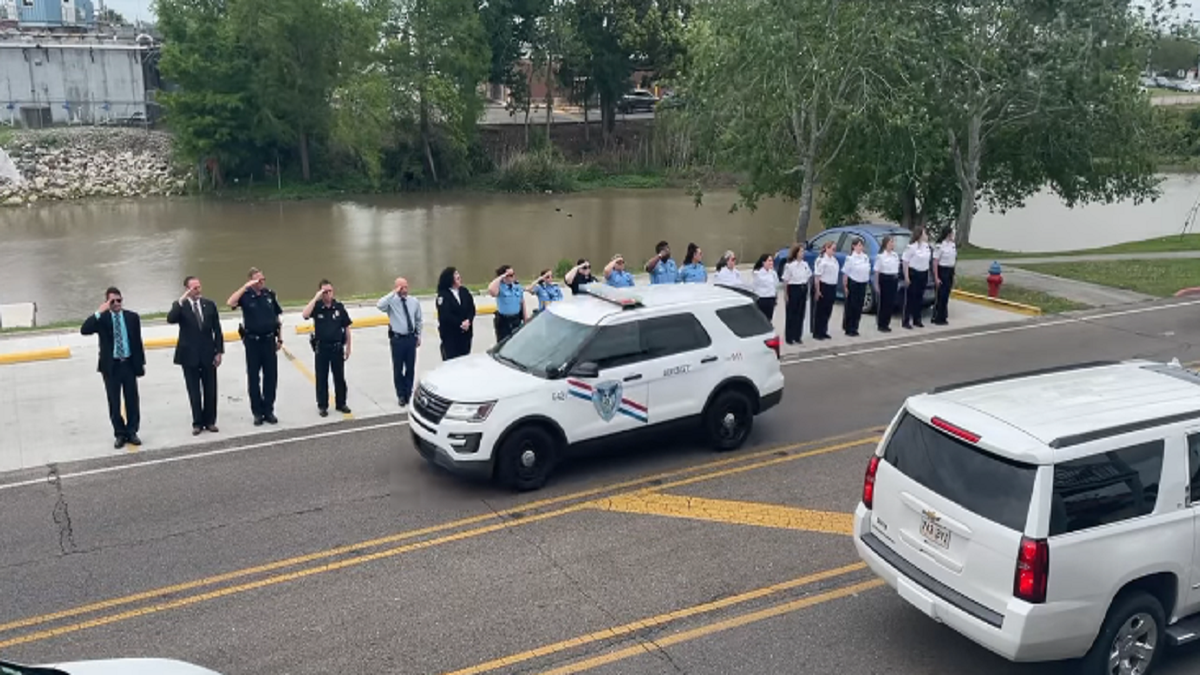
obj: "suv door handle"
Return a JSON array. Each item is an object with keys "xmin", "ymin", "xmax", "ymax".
[
  {"xmin": 701, "ymin": 356, "xmax": 718, "ymax": 364},
  {"xmin": 624, "ymin": 374, "xmax": 643, "ymax": 382}
]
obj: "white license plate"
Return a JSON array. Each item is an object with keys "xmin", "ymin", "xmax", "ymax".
[{"xmin": 920, "ymin": 516, "xmax": 952, "ymax": 549}]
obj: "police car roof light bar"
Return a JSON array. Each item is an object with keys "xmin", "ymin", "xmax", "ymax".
[{"xmin": 580, "ymin": 284, "xmax": 644, "ymax": 309}]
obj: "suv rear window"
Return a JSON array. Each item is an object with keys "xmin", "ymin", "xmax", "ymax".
[
  {"xmin": 883, "ymin": 412, "xmax": 1037, "ymax": 531},
  {"xmin": 716, "ymin": 304, "xmax": 774, "ymax": 338}
]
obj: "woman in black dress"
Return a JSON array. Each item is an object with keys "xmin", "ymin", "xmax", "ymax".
[{"xmin": 436, "ymin": 267, "xmax": 476, "ymax": 360}]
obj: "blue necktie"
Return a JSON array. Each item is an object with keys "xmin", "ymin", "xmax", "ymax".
[{"xmin": 114, "ymin": 313, "xmax": 127, "ymax": 359}]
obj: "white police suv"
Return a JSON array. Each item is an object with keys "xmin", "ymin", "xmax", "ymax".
[{"xmin": 409, "ymin": 284, "xmax": 785, "ymax": 490}]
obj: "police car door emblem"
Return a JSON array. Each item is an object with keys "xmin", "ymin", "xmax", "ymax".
[{"xmin": 592, "ymin": 380, "xmax": 623, "ymax": 422}]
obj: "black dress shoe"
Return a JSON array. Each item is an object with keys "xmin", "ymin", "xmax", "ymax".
[
  {"xmin": 336, "ymin": 405, "xmax": 352, "ymax": 414},
  {"xmin": 932, "ymin": 320, "xmax": 948, "ymax": 326},
  {"xmin": 192, "ymin": 427, "xmax": 203, "ymax": 436},
  {"xmin": 254, "ymin": 415, "xmax": 264, "ymax": 426},
  {"xmin": 114, "ymin": 437, "xmax": 126, "ymax": 449},
  {"xmin": 126, "ymin": 434, "xmax": 142, "ymax": 446},
  {"xmin": 264, "ymin": 413, "xmax": 279, "ymax": 425},
  {"xmin": 879, "ymin": 326, "xmax": 892, "ymax": 333},
  {"xmin": 319, "ymin": 408, "xmax": 329, "ymax": 418},
  {"xmin": 207, "ymin": 425, "xmax": 220, "ymax": 433},
  {"xmin": 914, "ymin": 321, "xmax": 925, "ymax": 328}
]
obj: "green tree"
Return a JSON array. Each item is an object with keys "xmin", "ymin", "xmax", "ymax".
[
  {"xmin": 385, "ymin": 0, "xmax": 490, "ymax": 184},
  {"xmin": 819, "ymin": 0, "xmax": 1167, "ymax": 245},
  {"xmin": 679, "ymin": 0, "xmax": 897, "ymax": 242},
  {"xmin": 156, "ymin": 0, "xmax": 254, "ymax": 187},
  {"xmin": 560, "ymin": 0, "xmax": 688, "ymax": 141}
]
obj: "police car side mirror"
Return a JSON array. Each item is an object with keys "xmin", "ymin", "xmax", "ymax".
[{"xmin": 569, "ymin": 361, "xmax": 600, "ymax": 379}]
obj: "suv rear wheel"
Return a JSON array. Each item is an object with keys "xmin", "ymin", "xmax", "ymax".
[
  {"xmin": 1079, "ymin": 590, "xmax": 1164, "ymax": 675},
  {"xmin": 495, "ymin": 425, "xmax": 557, "ymax": 491},
  {"xmin": 704, "ymin": 389, "xmax": 755, "ymax": 452}
]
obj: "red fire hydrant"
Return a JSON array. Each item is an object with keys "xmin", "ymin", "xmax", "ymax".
[{"xmin": 987, "ymin": 261, "xmax": 1003, "ymax": 298}]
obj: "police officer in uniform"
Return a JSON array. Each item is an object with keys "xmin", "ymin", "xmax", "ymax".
[
  {"xmin": 227, "ymin": 267, "xmax": 283, "ymax": 426},
  {"xmin": 646, "ymin": 241, "xmax": 678, "ymax": 284},
  {"xmin": 488, "ymin": 265, "xmax": 525, "ymax": 341},
  {"xmin": 604, "ymin": 255, "xmax": 635, "ymax": 287},
  {"xmin": 302, "ymin": 279, "xmax": 353, "ymax": 417}
]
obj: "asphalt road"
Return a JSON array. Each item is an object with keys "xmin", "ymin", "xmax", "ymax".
[{"xmin": 4, "ymin": 299, "xmax": 1200, "ymax": 674}]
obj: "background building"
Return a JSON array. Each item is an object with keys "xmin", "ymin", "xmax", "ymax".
[
  {"xmin": 14, "ymin": 0, "xmax": 95, "ymax": 30},
  {"xmin": 0, "ymin": 33, "xmax": 159, "ymax": 127}
]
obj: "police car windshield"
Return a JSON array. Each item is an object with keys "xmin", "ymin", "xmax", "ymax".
[{"xmin": 492, "ymin": 312, "xmax": 594, "ymax": 378}]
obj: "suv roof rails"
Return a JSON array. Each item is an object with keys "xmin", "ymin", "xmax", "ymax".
[
  {"xmin": 929, "ymin": 361, "xmax": 1120, "ymax": 395},
  {"xmin": 1049, "ymin": 409, "xmax": 1200, "ymax": 449},
  {"xmin": 578, "ymin": 283, "xmax": 644, "ymax": 309}
]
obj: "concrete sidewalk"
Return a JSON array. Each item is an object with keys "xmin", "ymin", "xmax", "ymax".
[{"xmin": 0, "ymin": 281, "xmax": 1020, "ymax": 475}]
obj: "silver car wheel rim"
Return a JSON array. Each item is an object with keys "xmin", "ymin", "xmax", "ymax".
[
  {"xmin": 520, "ymin": 449, "xmax": 537, "ymax": 468},
  {"xmin": 1108, "ymin": 612, "xmax": 1157, "ymax": 675}
]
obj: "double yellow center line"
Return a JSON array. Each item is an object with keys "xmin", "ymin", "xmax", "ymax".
[{"xmin": 0, "ymin": 427, "xmax": 882, "ymax": 651}]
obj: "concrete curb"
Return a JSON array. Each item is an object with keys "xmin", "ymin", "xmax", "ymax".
[
  {"xmin": 950, "ymin": 289, "xmax": 1043, "ymax": 316},
  {"xmin": 0, "ymin": 346, "xmax": 71, "ymax": 365}
]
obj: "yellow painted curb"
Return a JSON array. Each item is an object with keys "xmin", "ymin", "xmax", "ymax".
[
  {"xmin": 144, "ymin": 331, "xmax": 242, "ymax": 350},
  {"xmin": 951, "ymin": 289, "xmax": 1042, "ymax": 316},
  {"xmin": 295, "ymin": 307, "xmax": 498, "ymax": 334},
  {"xmin": 0, "ymin": 346, "xmax": 71, "ymax": 365}
]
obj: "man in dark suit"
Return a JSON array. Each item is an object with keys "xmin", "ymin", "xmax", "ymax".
[
  {"xmin": 81, "ymin": 286, "xmax": 146, "ymax": 448},
  {"xmin": 168, "ymin": 276, "xmax": 225, "ymax": 435}
]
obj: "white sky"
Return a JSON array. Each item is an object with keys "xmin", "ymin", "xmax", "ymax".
[{"xmin": 95, "ymin": 0, "xmax": 155, "ymax": 22}]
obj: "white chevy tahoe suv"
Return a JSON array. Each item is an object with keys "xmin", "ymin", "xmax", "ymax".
[
  {"xmin": 409, "ymin": 283, "xmax": 785, "ymax": 490},
  {"xmin": 855, "ymin": 359, "xmax": 1200, "ymax": 675}
]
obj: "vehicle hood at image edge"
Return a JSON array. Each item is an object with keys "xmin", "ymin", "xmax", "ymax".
[
  {"xmin": 418, "ymin": 353, "xmax": 543, "ymax": 401},
  {"xmin": 44, "ymin": 659, "xmax": 223, "ymax": 675}
]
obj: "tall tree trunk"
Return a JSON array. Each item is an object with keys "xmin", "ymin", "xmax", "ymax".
[
  {"xmin": 795, "ymin": 151, "xmax": 817, "ymax": 242},
  {"xmin": 298, "ymin": 131, "xmax": 311, "ymax": 182},
  {"xmin": 949, "ymin": 112, "xmax": 983, "ymax": 245},
  {"xmin": 420, "ymin": 95, "xmax": 439, "ymax": 184},
  {"xmin": 544, "ymin": 57, "xmax": 553, "ymax": 141},
  {"xmin": 899, "ymin": 183, "xmax": 918, "ymax": 229}
]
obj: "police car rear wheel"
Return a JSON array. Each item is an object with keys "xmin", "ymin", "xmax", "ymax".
[
  {"xmin": 496, "ymin": 425, "xmax": 557, "ymax": 491},
  {"xmin": 705, "ymin": 390, "xmax": 754, "ymax": 452}
]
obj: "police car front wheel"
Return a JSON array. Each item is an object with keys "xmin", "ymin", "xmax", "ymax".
[
  {"xmin": 496, "ymin": 425, "xmax": 558, "ymax": 491},
  {"xmin": 704, "ymin": 389, "xmax": 755, "ymax": 452}
]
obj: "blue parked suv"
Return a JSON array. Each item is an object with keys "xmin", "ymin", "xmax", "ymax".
[{"xmin": 774, "ymin": 223, "xmax": 936, "ymax": 314}]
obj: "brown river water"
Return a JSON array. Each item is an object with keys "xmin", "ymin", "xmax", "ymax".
[{"xmin": 5, "ymin": 174, "xmax": 1200, "ymax": 323}]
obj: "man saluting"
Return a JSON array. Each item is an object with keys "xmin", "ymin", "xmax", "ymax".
[
  {"xmin": 81, "ymin": 286, "xmax": 146, "ymax": 449},
  {"xmin": 168, "ymin": 276, "xmax": 225, "ymax": 435}
]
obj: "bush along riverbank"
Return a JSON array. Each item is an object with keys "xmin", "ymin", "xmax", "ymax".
[{"xmin": 0, "ymin": 128, "xmax": 191, "ymax": 205}]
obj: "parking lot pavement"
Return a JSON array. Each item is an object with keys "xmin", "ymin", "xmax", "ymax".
[{"xmin": 2, "ymin": 299, "xmax": 1200, "ymax": 674}]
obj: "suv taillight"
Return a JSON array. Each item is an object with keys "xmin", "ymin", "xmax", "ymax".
[
  {"xmin": 1014, "ymin": 536, "xmax": 1049, "ymax": 604},
  {"xmin": 862, "ymin": 455, "xmax": 880, "ymax": 509},
  {"xmin": 764, "ymin": 335, "xmax": 781, "ymax": 359}
]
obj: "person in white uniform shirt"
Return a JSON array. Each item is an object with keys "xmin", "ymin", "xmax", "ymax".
[
  {"xmin": 840, "ymin": 238, "xmax": 871, "ymax": 337},
  {"xmin": 781, "ymin": 244, "xmax": 811, "ymax": 345},
  {"xmin": 932, "ymin": 229, "xmax": 958, "ymax": 325},
  {"xmin": 901, "ymin": 226, "xmax": 932, "ymax": 329},
  {"xmin": 714, "ymin": 250, "xmax": 745, "ymax": 287},
  {"xmin": 811, "ymin": 241, "xmax": 839, "ymax": 341},
  {"xmin": 873, "ymin": 236, "xmax": 901, "ymax": 332},
  {"xmin": 751, "ymin": 254, "xmax": 779, "ymax": 319}
]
